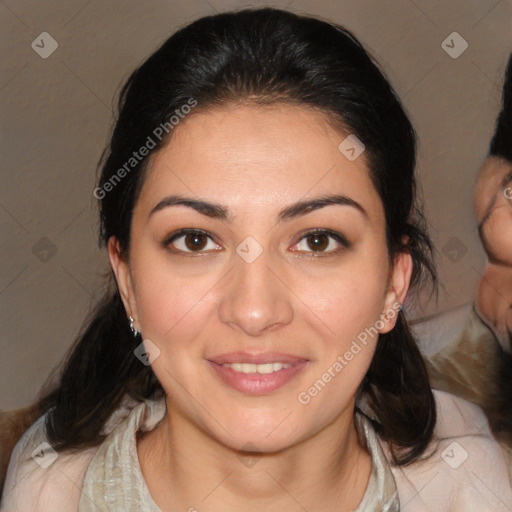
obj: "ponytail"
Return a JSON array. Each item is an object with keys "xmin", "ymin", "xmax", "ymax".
[
  {"xmin": 36, "ymin": 281, "xmax": 162, "ymax": 453},
  {"xmin": 359, "ymin": 310, "xmax": 437, "ymax": 465}
]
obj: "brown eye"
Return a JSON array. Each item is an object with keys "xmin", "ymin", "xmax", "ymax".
[
  {"xmin": 292, "ymin": 229, "xmax": 349, "ymax": 254},
  {"xmin": 184, "ymin": 233, "xmax": 207, "ymax": 251},
  {"xmin": 306, "ymin": 233, "xmax": 329, "ymax": 251},
  {"xmin": 164, "ymin": 229, "xmax": 220, "ymax": 254}
]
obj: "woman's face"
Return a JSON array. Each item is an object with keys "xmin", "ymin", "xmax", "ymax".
[{"xmin": 110, "ymin": 103, "xmax": 411, "ymax": 452}]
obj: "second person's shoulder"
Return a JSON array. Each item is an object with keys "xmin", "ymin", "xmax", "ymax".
[{"xmin": 388, "ymin": 389, "xmax": 512, "ymax": 512}]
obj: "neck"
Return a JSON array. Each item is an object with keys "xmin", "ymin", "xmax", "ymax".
[{"xmin": 138, "ymin": 398, "xmax": 372, "ymax": 512}]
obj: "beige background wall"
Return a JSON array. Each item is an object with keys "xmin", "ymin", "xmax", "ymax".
[{"xmin": 1, "ymin": 0, "xmax": 511, "ymax": 410}]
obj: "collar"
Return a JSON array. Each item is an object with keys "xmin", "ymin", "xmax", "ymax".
[{"xmin": 79, "ymin": 396, "xmax": 399, "ymax": 511}]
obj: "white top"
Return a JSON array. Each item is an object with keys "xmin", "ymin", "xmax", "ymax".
[{"xmin": 2, "ymin": 389, "xmax": 512, "ymax": 511}]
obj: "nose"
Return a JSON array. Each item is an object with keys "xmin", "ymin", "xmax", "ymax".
[{"xmin": 218, "ymin": 245, "xmax": 294, "ymax": 337}]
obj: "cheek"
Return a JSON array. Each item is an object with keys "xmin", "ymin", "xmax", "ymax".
[
  {"xmin": 289, "ymin": 253, "xmax": 389, "ymax": 407},
  {"xmin": 132, "ymin": 269, "xmax": 221, "ymax": 403},
  {"xmin": 130, "ymin": 257, "xmax": 221, "ymax": 358},
  {"xmin": 292, "ymin": 251, "xmax": 389, "ymax": 345}
]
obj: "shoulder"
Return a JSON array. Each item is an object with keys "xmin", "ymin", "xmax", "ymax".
[
  {"xmin": 0, "ymin": 412, "xmax": 97, "ymax": 511},
  {"xmin": 386, "ymin": 389, "xmax": 512, "ymax": 511},
  {"xmin": 78, "ymin": 398, "xmax": 166, "ymax": 511},
  {"xmin": 1, "ymin": 396, "xmax": 160, "ymax": 512}
]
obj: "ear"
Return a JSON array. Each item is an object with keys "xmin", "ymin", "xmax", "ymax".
[
  {"xmin": 108, "ymin": 237, "xmax": 139, "ymax": 326},
  {"xmin": 378, "ymin": 251, "xmax": 413, "ymax": 334}
]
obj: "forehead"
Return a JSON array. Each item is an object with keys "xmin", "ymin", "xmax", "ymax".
[{"xmin": 137, "ymin": 103, "xmax": 383, "ymax": 221}]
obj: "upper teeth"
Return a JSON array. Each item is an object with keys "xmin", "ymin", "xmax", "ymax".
[{"xmin": 222, "ymin": 362, "xmax": 292, "ymax": 374}]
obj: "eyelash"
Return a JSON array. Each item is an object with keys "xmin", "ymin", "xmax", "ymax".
[{"xmin": 162, "ymin": 228, "xmax": 350, "ymax": 257}]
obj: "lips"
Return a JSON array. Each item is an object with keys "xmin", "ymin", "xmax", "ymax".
[{"xmin": 207, "ymin": 352, "xmax": 309, "ymax": 395}]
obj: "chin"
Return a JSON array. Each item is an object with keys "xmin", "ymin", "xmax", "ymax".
[{"xmin": 205, "ymin": 407, "xmax": 307, "ymax": 453}]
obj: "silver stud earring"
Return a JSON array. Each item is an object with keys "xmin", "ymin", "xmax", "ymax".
[{"xmin": 129, "ymin": 315, "xmax": 139, "ymax": 337}]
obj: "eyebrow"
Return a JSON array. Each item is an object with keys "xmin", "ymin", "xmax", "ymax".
[{"xmin": 148, "ymin": 193, "xmax": 368, "ymax": 222}]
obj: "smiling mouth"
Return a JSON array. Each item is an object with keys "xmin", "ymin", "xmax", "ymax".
[
  {"xmin": 221, "ymin": 362, "xmax": 292, "ymax": 374},
  {"xmin": 207, "ymin": 353, "xmax": 309, "ymax": 395}
]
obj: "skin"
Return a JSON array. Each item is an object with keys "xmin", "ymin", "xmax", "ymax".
[
  {"xmin": 109, "ymin": 103, "xmax": 412, "ymax": 511},
  {"xmin": 474, "ymin": 156, "xmax": 512, "ymax": 353}
]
